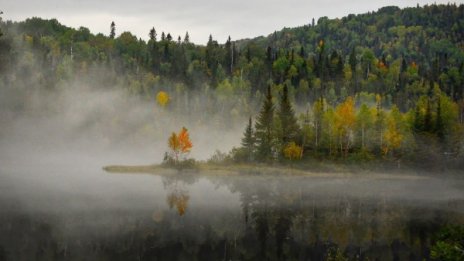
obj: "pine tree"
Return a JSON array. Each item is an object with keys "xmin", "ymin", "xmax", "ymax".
[
  {"xmin": 183, "ymin": 31, "xmax": 190, "ymax": 44},
  {"xmin": 149, "ymin": 27, "xmax": 157, "ymax": 41},
  {"xmin": 424, "ymin": 99, "xmax": 432, "ymax": 132},
  {"xmin": 413, "ymin": 102, "xmax": 423, "ymax": 132},
  {"xmin": 241, "ymin": 117, "xmax": 255, "ymax": 162},
  {"xmin": 225, "ymin": 36, "xmax": 232, "ymax": 75},
  {"xmin": 279, "ymin": 84, "xmax": 301, "ymax": 146},
  {"xmin": 436, "ymin": 97, "xmax": 445, "ymax": 141},
  {"xmin": 110, "ymin": 21, "xmax": 116, "ymax": 39},
  {"xmin": 255, "ymin": 85, "xmax": 275, "ymax": 161},
  {"xmin": 349, "ymin": 47, "xmax": 357, "ymax": 94}
]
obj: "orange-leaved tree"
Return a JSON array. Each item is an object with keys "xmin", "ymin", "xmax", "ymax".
[{"xmin": 168, "ymin": 127, "xmax": 193, "ymax": 162}]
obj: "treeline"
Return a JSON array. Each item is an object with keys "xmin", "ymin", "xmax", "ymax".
[
  {"xmin": 231, "ymin": 84, "xmax": 462, "ymax": 168},
  {"xmin": 0, "ymin": 4, "xmax": 463, "ymax": 165},
  {"xmin": 1, "ymin": 4, "xmax": 463, "ymax": 108}
]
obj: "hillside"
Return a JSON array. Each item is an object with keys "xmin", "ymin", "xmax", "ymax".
[{"xmin": 0, "ymin": 4, "xmax": 463, "ymax": 167}]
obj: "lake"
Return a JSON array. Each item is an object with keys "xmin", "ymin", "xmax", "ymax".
[{"xmin": 0, "ymin": 152, "xmax": 463, "ymax": 260}]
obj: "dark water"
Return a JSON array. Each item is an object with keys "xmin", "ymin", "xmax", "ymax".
[{"xmin": 0, "ymin": 157, "xmax": 463, "ymax": 261}]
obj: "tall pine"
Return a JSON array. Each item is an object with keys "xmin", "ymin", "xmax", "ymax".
[
  {"xmin": 279, "ymin": 84, "xmax": 301, "ymax": 146},
  {"xmin": 241, "ymin": 117, "xmax": 255, "ymax": 162},
  {"xmin": 110, "ymin": 21, "xmax": 116, "ymax": 39},
  {"xmin": 255, "ymin": 85, "xmax": 275, "ymax": 161}
]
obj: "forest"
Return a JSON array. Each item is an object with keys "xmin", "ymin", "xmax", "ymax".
[{"xmin": 0, "ymin": 3, "xmax": 463, "ymax": 169}]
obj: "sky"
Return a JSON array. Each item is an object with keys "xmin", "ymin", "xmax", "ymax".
[{"xmin": 2, "ymin": 0, "xmax": 463, "ymax": 44}]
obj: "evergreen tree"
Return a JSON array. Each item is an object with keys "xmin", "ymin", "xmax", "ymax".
[
  {"xmin": 414, "ymin": 102, "xmax": 424, "ymax": 132},
  {"xmin": 279, "ymin": 84, "xmax": 301, "ymax": 146},
  {"xmin": 424, "ymin": 99, "xmax": 432, "ymax": 132},
  {"xmin": 241, "ymin": 117, "xmax": 255, "ymax": 162},
  {"xmin": 110, "ymin": 21, "xmax": 116, "ymax": 39},
  {"xmin": 436, "ymin": 97, "xmax": 445, "ymax": 141},
  {"xmin": 183, "ymin": 31, "xmax": 190, "ymax": 44},
  {"xmin": 349, "ymin": 47, "xmax": 357, "ymax": 94},
  {"xmin": 255, "ymin": 85, "xmax": 275, "ymax": 161},
  {"xmin": 149, "ymin": 27, "xmax": 157, "ymax": 41},
  {"xmin": 225, "ymin": 36, "xmax": 232, "ymax": 75}
]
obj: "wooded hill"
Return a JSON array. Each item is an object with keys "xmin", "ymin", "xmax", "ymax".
[{"xmin": 0, "ymin": 4, "xmax": 463, "ymax": 167}]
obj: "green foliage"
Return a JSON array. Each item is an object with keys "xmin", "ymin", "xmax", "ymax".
[
  {"xmin": 241, "ymin": 117, "xmax": 255, "ymax": 162},
  {"xmin": 278, "ymin": 84, "xmax": 301, "ymax": 146},
  {"xmin": 1, "ymin": 4, "xmax": 463, "ymax": 168},
  {"xmin": 162, "ymin": 152, "xmax": 197, "ymax": 170},
  {"xmin": 431, "ymin": 225, "xmax": 464, "ymax": 261},
  {"xmin": 255, "ymin": 85, "xmax": 276, "ymax": 162}
]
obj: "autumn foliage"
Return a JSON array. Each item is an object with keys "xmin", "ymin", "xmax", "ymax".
[
  {"xmin": 168, "ymin": 127, "xmax": 193, "ymax": 163},
  {"xmin": 283, "ymin": 142, "xmax": 303, "ymax": 161},
  {"xmin": 156, "ymin": 91, "xmax": 170, "ymax": 107},
  {"xmin": 167, "ymin": 191, "xmax": 190, "ymax": 216}
]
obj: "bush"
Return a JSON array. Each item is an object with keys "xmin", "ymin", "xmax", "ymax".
[
  {"xmin": 207, "ymin": 150, "xmax": 229, "ymax": 164},
  {"xmin": 162, "ymin": 152, "xmax": 197, "ymax": 170}
]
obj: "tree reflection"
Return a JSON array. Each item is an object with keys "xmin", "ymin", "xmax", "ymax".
[
  {"xmin": 1, "ymin": 174, "xmax": 461, "ymax": 260},
  {"xmin": 166, "ymin": 190, "xmax": 190, "ymax": 216},
  {"xmin": 162, "ymin": 174, "xmax": 195, "ymax": 216}
]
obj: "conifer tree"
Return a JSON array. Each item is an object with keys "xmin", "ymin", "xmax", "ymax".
[
  {"xmin": 149, "ymin": 27, "xmax": 157, "ymax": 41},
  {"xmin": 241, "ymin": 117, "xmax": 255, "ymax": 162},
  {"xmin": 436, "ymin": 97, "xmax": 445, "ymax": 141},
  {"xmin": 255, "ymin": 85, "xmax": 275, "ymax": 161},
  {"xmin": 413, "ymin": 102, "xmax": 423, "ymax": 132},
  {"xmin": 110, "ymin": 21, "xmax": 116, "ymax": 39},
  {"xmin": 225, "ymin": 36, "xmax": 232, "ymax": 75},
  {"xmin": 183, "ymin": 31, "xmax": 190, "ymax": 44},
  {"xmin": 424, "ymin": 99, "xmax": 432, "ymax": 132},
  {"xmin": 279, "ymin": 84, "xmax": 301, "ymax": 146},
  {"xmin": 349, "ymin": 47, "xmax": 357, "ymax": 93}
]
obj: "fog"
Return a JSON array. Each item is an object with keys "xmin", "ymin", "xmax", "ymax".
[
  {"xmin": 0, "ymin": 42, "xmax": 462, "ymax": 216},
  {"xmin": 0, "ymin": 37, "xmax": 463, "ymax": 260}
]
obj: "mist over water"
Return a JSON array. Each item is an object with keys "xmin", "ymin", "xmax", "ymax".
[
  {"xmin": 0, "ymin": 33, "xmax": 463, "ymax": 261},
  {"xmin": 1, "ymin": 104, "xmax": 463, "ymax": 259}
]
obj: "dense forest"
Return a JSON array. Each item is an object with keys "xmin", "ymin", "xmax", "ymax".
[{"xmin": 0, "ymin": 4, "xmax": 463, "ymax": 168}]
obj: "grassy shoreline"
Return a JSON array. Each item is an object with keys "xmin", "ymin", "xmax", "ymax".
[{"xmin": 102, "ymin": 162, "xmax": 440, "ymax": 180}]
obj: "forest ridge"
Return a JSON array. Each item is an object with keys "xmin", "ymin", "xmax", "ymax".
[{"xmin": 0, "ymin": 4, "xmax": 463, "ymax": 167}]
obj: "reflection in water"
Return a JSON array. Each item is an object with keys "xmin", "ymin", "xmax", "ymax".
[
  {"xmin": 0, "ymin": 173, "xmax": 463, "ymax": 260},
  {"xmin": 166, "ymin": 186, "xmax": 190, "ymax": 216}
]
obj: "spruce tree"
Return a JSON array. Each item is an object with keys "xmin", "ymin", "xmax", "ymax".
[
  {"xmin": 183, "ymin": 31, "xmax": 190, "ymax": 44},
  {"xmin": 424, "ymin": 99, "xmax": 432, "ymax": 132},
  {"xmin": 349, "ymin": 47, "xmax": 357, "ymax": 94},
  {"xmin": 241, "ymin": 117, "xmax": 255, "ymax": 162},
  {"xmin": 110, "ymin": 21, "xmax": 116, "ymax": 39},
  {"xmin": 413, "ymin": 102, "xmax": 423, "ymax": 133},
  {"xmin": 436, "ymin": 97, "xmax": 445, "ymax": 141},
  {"xmin": 225, "ymin": 36, "xmax": 232, "ymax": 75},
  {"xmin": 255, "ymin": 85, "xmax": 275, "ymax": 161},
  {"xmin": 279, "ymin": 84, "xmax": 301, "ymax": 145},
  {"xmin": 149, "ymin": 27, "xmax": 157, "ymax": 41}
]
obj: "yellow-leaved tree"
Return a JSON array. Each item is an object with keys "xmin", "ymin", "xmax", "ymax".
[
  {"xmin": 335, "ymin": 96, "xmax": 356, "ymax": 157},
  {"xmin": 168, "ymin": 127, "xmax": 193, "ymax": 163},
  {"xmin": 283, "ymin": 142, "xmax": 303, "ymax": 161},
  {"xmin": 156, "ymin": 91, "xmax": 170, "ymax": 107},
  {"xmin": 383, "ymin": 106, "xmax": 403, "ymax": 157}
]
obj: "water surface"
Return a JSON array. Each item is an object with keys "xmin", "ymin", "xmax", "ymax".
[{"xmin": 0, "ymin": 153, "xmax": 463, "ymax": 260}]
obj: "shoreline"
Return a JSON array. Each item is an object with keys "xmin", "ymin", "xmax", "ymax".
[{"xmin": 102, "ymin": 163, "xmax": 437, "ymax": 180}]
